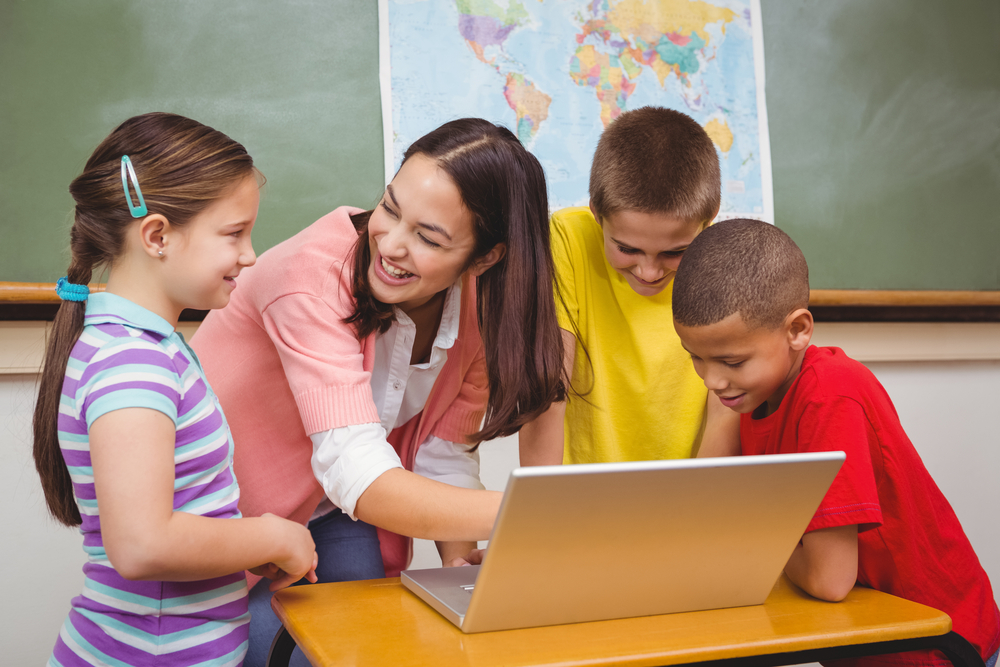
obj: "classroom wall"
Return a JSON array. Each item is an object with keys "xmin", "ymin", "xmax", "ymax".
[{"xmin": 4, "ymin": 353, "xmax": 1000, "ymax": 663}]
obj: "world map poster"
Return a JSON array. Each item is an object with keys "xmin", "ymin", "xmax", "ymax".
[{"xmin": 380, "ymin": 0, "xmax": 773, "ymax": 220}]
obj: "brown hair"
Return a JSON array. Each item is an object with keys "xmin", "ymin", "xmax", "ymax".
[
  {"xmin": 589, "ymin": 106, "xmax": 721, "ymax": 224},
  {"xmin": 673, "ymin": 218, "xmax": 810, "ymax": 330},
  {"xmin": 346, "ymin": 118, "xmax": 566, "ymax": 443},
  {"xmin": 33, "ymin": 112, "xmax": 259, "ymax": 526}
]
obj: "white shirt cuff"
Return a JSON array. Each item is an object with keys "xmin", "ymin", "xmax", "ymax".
[
  {"xmin": 309, "ymin": 423, "xmax": 404, "ymax": 520},
  {"xmin": 412, "ymin": 434, "xmax": 485, "ymax": 491}
]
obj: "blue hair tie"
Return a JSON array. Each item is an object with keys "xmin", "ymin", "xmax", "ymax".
[{"xmin": 55, "ymin": 277, "xmax": 90, "ymax": 302}]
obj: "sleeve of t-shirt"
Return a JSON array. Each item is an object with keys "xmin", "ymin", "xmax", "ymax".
[
  {"xmin": 260, "ymin": 290, "xmax": 380, "ymax": 435},
  {"xmin": 796, "ymin": 396, "xmax": 884, "ymax": 534},
  {"xmin": 82, "ymin": 338, "xmax": 181, "ymax": 428},
  {"xmin": 550, "ymin": 213, "xmax": 580, "ymax": 333}
]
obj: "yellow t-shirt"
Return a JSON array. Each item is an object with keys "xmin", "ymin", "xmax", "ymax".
[{"xmin": 552, "ymin": 207, "xmax": 708, "ymax": 464}]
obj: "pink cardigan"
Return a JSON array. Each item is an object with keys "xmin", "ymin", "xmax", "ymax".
[{"xmin": 191, "ymin": 207, "xmax": 488, "ymax": 577}]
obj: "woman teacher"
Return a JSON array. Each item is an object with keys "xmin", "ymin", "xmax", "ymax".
[{"xmin": 192, "ymin": 118, "xmax": 566, "ymax": 666}]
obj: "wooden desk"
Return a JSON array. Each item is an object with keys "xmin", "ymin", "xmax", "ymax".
[{"xmin": 268, "ymin": 576, "xmax": 983, "ymax": 667}]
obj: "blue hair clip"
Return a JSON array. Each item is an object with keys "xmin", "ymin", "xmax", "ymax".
[
  {"xmin": 55, "ymin": 277, "xmax": 90, "ymax": 302},
  {"xmin": 120, "ymin": 155, "xmax": 148, "ymax": 218}
]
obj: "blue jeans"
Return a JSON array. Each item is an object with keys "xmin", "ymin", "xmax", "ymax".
[
  {"xmin": 986, "ymin": 646, "xmax": 998, "ymax": 667},
  {"xmin": 244, "ymin": 509, "xmax": 385, "ymax": 667}
]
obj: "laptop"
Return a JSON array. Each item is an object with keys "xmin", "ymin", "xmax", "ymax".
[{"xmin": 401, "ymin": 451, "xmax": 845, "ymax": 633}]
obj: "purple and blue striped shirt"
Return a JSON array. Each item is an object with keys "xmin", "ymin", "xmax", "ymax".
[{"xmin": 50, "ymin": 293, "xmax": 248, "ymax": 667}]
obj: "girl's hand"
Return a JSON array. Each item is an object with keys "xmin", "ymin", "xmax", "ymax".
[
  {"xmin": 259, "ymin": 514, "xmax": 319, "ymax": 592},
  {"xmin": 248, "ymin": 562, "xmax": 282, "ymax": 580}
]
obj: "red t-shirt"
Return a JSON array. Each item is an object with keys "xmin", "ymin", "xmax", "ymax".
[{"xmin": 741, "ymin": 346, "xmax": 999, "ymax": 667}]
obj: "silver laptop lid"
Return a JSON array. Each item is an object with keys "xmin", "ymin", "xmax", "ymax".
[{"xmin": 457, "ymin": 451, "xmax": 844, "ymax": 632}]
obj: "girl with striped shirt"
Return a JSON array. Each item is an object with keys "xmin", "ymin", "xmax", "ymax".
[{"xmin": 33, "ymin": 113, "xmax": 318, "ymax": 666}]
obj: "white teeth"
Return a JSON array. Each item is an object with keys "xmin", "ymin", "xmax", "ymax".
[{"xmin": 381, "ymin": 256, "xmax": 414, "ymax": 278}]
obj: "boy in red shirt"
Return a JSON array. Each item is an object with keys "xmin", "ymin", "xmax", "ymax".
[{"xmin": 672, "ymin": 218, "xmax": 999, "ymax": 667}]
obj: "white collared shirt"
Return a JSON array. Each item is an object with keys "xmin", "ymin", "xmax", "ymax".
[{"xmin": 310, "ymin": 282, "xmax": 484, "ymax": 521}]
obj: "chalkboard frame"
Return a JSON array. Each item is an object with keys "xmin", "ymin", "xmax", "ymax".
[{"xmin": 3, "ymin": 282, "xmax": 999, "ymax": 322}]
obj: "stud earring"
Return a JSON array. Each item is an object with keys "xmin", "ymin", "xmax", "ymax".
[{"xmin": 158, "ymin": 250, "xmax": 164, "ymax": 258}]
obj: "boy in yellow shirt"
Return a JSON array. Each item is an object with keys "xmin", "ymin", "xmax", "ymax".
[{"xmin": 520, "ymin": 106, "xmax": 738, "ymax": 465}]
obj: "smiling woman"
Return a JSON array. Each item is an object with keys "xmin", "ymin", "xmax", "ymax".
[{"xmin": 190, "ymin": 118, "xmax": 567, "ymax": 667}]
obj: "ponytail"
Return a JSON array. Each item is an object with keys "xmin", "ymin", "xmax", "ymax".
[
  {"xmin": 32, "ymin": 112, "xmax": 257, "ymax": 525},
  {"xmin": 33, "ymin": 270, "xmax": 91, "ymax": 526}
]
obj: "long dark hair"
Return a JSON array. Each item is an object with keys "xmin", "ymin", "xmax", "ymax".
[
  {"xmin": 346, "ymin": 118, "xmax": 566, "ymax": 443},
  {"xmin": 33, "ymin": 112, "xmax": 258, "ymax": 526}
]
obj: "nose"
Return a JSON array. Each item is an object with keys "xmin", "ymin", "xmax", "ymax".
[
  {"xmin": 378, "ymin": 220, "xmax": 408, "ymax": 259},
  {"xmin": 701, "ymin": 365, "xmax": 728, "ymax": 392},
  {"xmin": 634, "ymin": 257, "xmax": 665, "ymax": 284},
  {"xmin": 240, "ymin": 237, "xmax": 257, "ymax": 268}
]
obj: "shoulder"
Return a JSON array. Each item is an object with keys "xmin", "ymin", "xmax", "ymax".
[
  {"xmin": 71, "ymin": 324, "xmax": 187, "ymax": 411},
  {"xmin": 238, "ymin": 206, "xmax": 365, "ymax": 305},
  {"xmin": 796, "ymin": 346, "xmax": 879, "ymax": 399},
  {"xmin": 551, "ymin": 207, "xmax": 601, "ymax": 244},
  {"xmin": 76, "ymin": 322, "xmax": 180, "ymax": 374},
  {"xmin": 787, "ymin": 346, "xmax": 897, "ymax": 429},
  {"xmin": 550, "ymin": 206, "xmax": 605, "ymax": 270}
]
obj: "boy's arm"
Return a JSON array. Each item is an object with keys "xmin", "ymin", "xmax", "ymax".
[
  {"xmin": 518, "ymin": 328, "xmax": 576, "ymax": 466},
  {"xmin": 695, "ymin": 392, "xmax": 741, "ymax": 457},
  {"xmin": 784, "ymin": 524, "xmax": 858, "ymax": 602}
]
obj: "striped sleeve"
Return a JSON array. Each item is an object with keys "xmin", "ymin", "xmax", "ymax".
[{"xmin": 76, "ymin": 332, "xmax": 182, "ymax": 428}]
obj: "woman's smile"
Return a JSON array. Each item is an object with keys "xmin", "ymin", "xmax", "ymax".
[{"xmin": 374, "ymin": 253, "xmax": 418, "ymax": 284}]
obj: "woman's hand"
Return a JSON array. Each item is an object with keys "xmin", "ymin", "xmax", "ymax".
[{"xmin": 444, "ymin": 548, "xmax": 486, "ymax": 567}]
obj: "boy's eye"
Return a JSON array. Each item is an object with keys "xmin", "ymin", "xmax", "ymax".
[{"xmin": 724, "ymin": 360, "xmax": 745, "ymax": 368}]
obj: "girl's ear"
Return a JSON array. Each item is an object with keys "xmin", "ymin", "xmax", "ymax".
[
  {"xmin": 468, "ymin": 243, "xmax": 507, "ymax": 277},
  {"xmin": 786, "ymin": 307, "xmax": 814, "ymax": 351},
  {"xmin": 137, "ymin": 214, "xmax": 171, "ymax": 259}
]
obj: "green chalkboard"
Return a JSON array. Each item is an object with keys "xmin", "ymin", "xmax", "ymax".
[
  {"xmin": 761, "ymin": 0, "xmax": 1000, "ymax": 290},
  {"xmin": 2, "ymin": 0, "xmax": 998, "ymax": 290},
  {"xmin": 0, "ymin": 0, "xmax": 384, "ymax": 283}
]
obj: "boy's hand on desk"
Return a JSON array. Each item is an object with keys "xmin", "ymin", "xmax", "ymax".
[{"xmin": 445, "ymin": 548, "xmax": 486, "ymax": 567}]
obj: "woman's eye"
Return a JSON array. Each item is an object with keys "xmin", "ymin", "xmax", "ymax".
[
  {"xmin": 418, "ymin": 233, "xmax": 441, "ymax": 248},
  {"xmin": 380, "ymin": 200, "xmax": 397, "ymax": 217},
  {"xmin": 617, "ymin": 245, "xmax": 638, "ymax": 254}
]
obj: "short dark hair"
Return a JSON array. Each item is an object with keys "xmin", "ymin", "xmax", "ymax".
[
  {"xmin": 673, "ymin": 219, "xmax": 810, "ymax": 330},
  {"xmin": 589, "ymin": 106, "xmax": 720, "ymax": 223}
]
